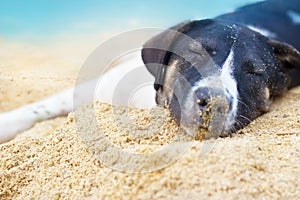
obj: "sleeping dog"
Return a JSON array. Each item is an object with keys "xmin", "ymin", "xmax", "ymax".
[
  {"xmin": 0, "ymin": 0, "xmax": 300, "ymax": 143},
  {"xmin": 142, "ymin": 0, "xmax": 300, "ymax": 136}
]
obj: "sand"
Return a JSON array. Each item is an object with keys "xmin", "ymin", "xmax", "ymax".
[{"xmin": 0, "ymin": 40, "xmax": 300, "ymax": 199}]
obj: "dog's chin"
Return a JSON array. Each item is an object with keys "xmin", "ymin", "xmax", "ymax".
[
  {"xmin": 220, "ymin": 111, "xmax": 237, "ymax": 136},
  {"xmin": 176, "ymin": 106, "xmax": 236, "ymax": 139}
]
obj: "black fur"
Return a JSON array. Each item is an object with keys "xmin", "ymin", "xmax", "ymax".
[{"xmin": 142, "ymin": 0, "xmax": 300, "ymax": 134}]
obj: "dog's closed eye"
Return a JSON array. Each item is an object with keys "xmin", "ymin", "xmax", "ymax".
[{"xmin": 243, "ymin": 60, "xmax": 265, "ymax": 75}]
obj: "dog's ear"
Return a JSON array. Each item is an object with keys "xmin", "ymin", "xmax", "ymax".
[
  {"xmin": 269, "ymin": 40, "xmax": 300, "ymax": 71},
  {"xmin": 142, "ymin": 20, "xmax": 214, "ymax": 90},
  {"xmin": 141, "ymin": 21, "xmax": 194, "ymax": 90},
  {"xmin": 142, "ymin": 20, "xmax": 197, "ymax": 68}
]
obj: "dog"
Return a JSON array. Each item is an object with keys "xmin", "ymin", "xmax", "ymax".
[
  {"xmin": 142, "ymin": 0, "xmax": 300, "ymax": 136},
  {"xmin": 0, "ymin": 0, "xmax": 299, "ymax": 143}
]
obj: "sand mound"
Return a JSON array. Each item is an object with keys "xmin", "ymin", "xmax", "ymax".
[{"xmin": 1, "ymin": 87, "xmax": 300, "ymax": 199}]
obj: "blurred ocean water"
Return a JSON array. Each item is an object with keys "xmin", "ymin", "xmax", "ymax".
[{"xmin": 0, "ymin": 0, "xmax": 263, "ymax": 42}]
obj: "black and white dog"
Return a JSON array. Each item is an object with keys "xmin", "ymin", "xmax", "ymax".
[
  {"xmin": 1, "ymin": 0, "xmax": 299, "ymax": 143},
  {"xmin": 142, "ymin": 0, "xmax": 300, "ymax": 136}
]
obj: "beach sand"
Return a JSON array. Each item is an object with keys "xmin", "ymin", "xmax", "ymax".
[{"xmin": 0, "ymin": 40, "xmax": 299, "ymax": 199}]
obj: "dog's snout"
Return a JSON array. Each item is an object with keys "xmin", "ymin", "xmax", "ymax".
[{"xmin": 195, "ymin": 87, "xmax": 211, "ymax": 109}]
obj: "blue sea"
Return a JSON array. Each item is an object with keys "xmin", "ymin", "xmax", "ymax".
[{"xmin": 0, "ymin": 0, "xmax": 263, "ymax": 42}]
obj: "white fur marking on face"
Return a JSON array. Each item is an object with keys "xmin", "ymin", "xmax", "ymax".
[
  {"xmin": 247, "ymin": 25, "xmax": 276, "ymax": 38},
  {"xmin": 220, "ymin": 49, "xmax": 239, "ymax": 130},
  {"xmin": 221, "ymin": 50, "xmax": 237, "ymax": 97},
  {"xmin": 287, "ymin": 10, "xmax": 300, "ymax": 24},
  {"xmin": 189, "ymin": 49, "xmax": 238, "ymax": 132}
]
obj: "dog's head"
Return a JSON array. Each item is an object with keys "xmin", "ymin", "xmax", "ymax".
[{"xmin": 142, "ymin": 19, "xmax": 300, "ymax": 136}]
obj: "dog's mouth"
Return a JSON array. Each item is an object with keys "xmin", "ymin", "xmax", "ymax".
[
  {"xmin": 184, "ymin": 95, "xmax": 233, "ymax": 139},
  {"xmin": 170, "ymin": 83, "xmax": 238, "ymax": 140}
]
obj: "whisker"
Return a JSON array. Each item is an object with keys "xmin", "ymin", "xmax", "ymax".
[
  {"xmin": 238, "ymin": 99, "xmax": 250, "ymax": 110},
  {"xmin": 230, "ymin": 125, "xmax": 237, "ymax": 133},
  {"xmin": 234, "ymin": 119, "xmax": 244, "ymax": 130},
  {"xmin": 238, "ymin": 119, "xmax": 246, "ymax": 129},
  {"xmin": 191, "ymin": 61, "xmax": 199, "ymax": 68},
  {"xmin": 239, "ymin": 114, "xmax": 252, "ymax": 124}
]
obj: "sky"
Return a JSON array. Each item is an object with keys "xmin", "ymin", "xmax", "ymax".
[{"xmin": 0, "ymin": 0, "xmax": 263, "ymax": 42}]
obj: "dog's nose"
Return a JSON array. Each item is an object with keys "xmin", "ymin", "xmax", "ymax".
[{"xmin": 194, "ymin": 87, "xmax": 211, "ymax": 109}]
